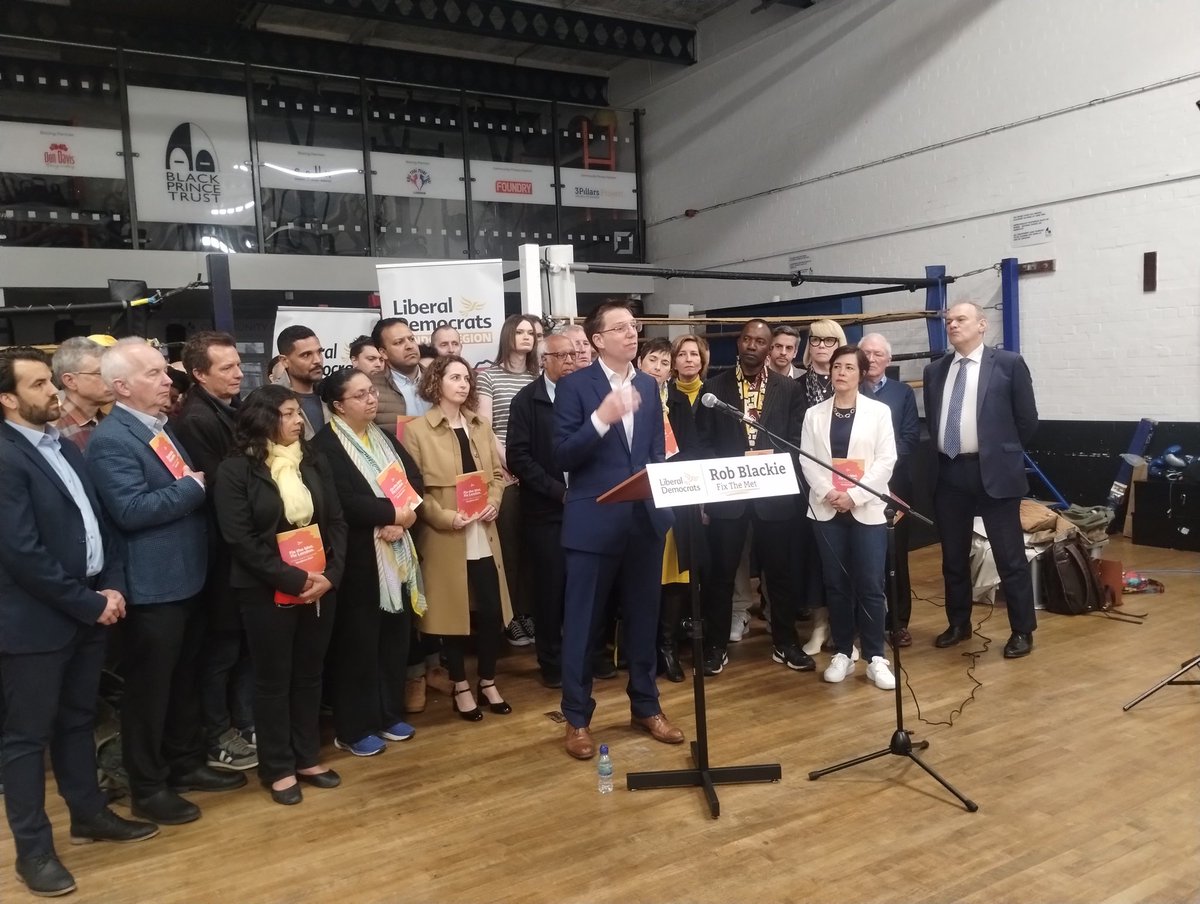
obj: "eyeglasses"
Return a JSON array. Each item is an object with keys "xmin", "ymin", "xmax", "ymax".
[
  {"xmin": 808, "ymin": 336, "xmax": 840, "ymax": 348},
  {"xmin": 71, "ymin": 371, "xmax": 103, "ymax": 377},
  {"xmin": 599, "ymin": 320, "xmax": 640, "ymax": 336},
  {"xmin": 543, "ymin": 351, "xmax": 578, "ymax": 360},
  {"xmin": 345, "ymin": 386, "xmax": 380, "ymax": 402}
]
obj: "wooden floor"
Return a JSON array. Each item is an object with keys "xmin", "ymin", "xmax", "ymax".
[{"xmin": 1, "ymin": 537, "xmax": 1197, "ymax": 903}]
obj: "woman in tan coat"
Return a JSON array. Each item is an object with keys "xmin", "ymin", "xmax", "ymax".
[{"xmin": 402, "ymin": 355, "xmax": 514, "ymax": 721}]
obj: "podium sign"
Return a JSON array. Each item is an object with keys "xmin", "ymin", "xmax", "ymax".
[{"xmin": 645, "ymin": 453, "xmax": 799, "ymax": 509}]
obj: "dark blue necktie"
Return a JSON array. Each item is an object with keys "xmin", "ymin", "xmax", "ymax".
[{"xmin": 943, "ymin": 358, "xmax": 971, "ymax": 458}]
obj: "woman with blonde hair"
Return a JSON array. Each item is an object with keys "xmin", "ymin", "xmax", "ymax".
[{"xmin": 799, "ymin": 319, "xmax": 848, "ymax": 408}]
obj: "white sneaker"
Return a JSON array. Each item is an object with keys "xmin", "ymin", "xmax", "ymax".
[
  {"xmin": 729, "ymin": 611, "xmax": 751, "ymax": 643},
  {"xmin": 866, "ymin": 656, "xmax": 896, "ymax": 690},
  {"xmin": 851, "ymin": 644, "xmax": 860, "ymax": 663},
  {"xmin": 802, "ymin": 610, "xmax": 830, "ymax": 656},
  {"xmin": 823, "ymin": 652, "xmax": 855, "ymax": 683}
]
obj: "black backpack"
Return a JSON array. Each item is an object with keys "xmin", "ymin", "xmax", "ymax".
[{"xmin": 1040, "ymin": 532, "xmax": 1110, "ymax": 615}]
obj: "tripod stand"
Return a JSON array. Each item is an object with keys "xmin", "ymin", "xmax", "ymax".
[
  {"xmin": 1122, "ymin": 654, "xmax": 1200, "ymax": 711},
  {"xmin": 625, "ymin": 478, "xmax": 781, "ymax": 818},
  {"xmin": 807, "ymin": 505, "xmax": 978, "ymax": 812},
  {"xmin": 697, "ymin": 394, "xmax": 977, "ymax": 811}
]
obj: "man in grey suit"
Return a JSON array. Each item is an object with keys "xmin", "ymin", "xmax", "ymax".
[
  {"xmin": 922, "ymin": 303, "xmax": 1039, "ymax": 659},
  {"xmin": 87, "ymin": 339, "xmax": 245, "ymax": 826}
]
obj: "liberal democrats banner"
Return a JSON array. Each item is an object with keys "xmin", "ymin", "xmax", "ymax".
[
  {"xmin": 271, "ymin": 306, "xmax": 382, "ymax": 379},
  {"xmin": 375, "ymin": 259, "xmax": 505, "ymax": 366},
  {"xmin": 127, "ymin": 86, "xmax": 256, "ymax": 226}
]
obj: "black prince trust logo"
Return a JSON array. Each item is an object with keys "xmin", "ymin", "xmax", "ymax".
[{"xmin": 164, "ymin": 122, "xmax": 221, "ymax": 205}]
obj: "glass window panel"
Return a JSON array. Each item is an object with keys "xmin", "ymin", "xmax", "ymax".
[
  {"xmin": 366, "ymin": 84, "xmax": 468, "ymax": 260},
  {"xmin": 556, "ymin": 104, "xmax": 641, "ymax": 263},
  {"xmin": 0, "ymin": 40, "xmax": 129, "ymax": 249},
  {"xmin": 124, "ymin": 54, "xmax": 258, "ymax": 254},
  {"xmin": 464, "ymin": 96, "xmax": 557, "ymax": 261},
  {"xmin": 253, "ymin": 73, "xmax": 368, "ymax": 256}
]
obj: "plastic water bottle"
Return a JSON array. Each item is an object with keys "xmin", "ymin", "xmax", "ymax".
[{"xmin": 597, "ymin": 744, "xmax": 614, "ymax": 794}]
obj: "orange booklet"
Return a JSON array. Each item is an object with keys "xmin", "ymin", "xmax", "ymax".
[
  {"xmin": 455, "ymin": 471, "xmax": 488, "ymax": 519},
  {"xmin": 831, "ymin": 458, "xmax": 865, "ymax": 492},
  {"xmin": 395, "ymin": 415, "xmax": 416, "ymax": 443},
  {"xmin": 377, "ymin": 461, "xmax": 421, "ymax": 511},
  {"xmin": 149, "ymin": 433, "xmax": 187, "ymax": 479},
  {"xmin": 274, "ymin": 524, "xmax": 326, "ymax": 605},
  {"xmin": 663, "ymin": 413, "xmax": 679, "ymax": 459}
]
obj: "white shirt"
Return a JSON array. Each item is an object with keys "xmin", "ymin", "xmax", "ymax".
[
  {"xmin": 117, "ymin": 403, "xmax": 204, "ymax": 488},
  {"xmin": 590, "ymin": 357, "xmax": 635, "ymax": 445},
  {"xmin": 390, "ymin": 367, "xmax": 430, "ymax": 416},
  {"xmin": 937, "ymin": 343, "xmax": 983, "ymax": 455},
  {"xmin": 10, "ymin": 421, "xmax": 105, "ymax": 576},
  {"xmin": 544, "ymin": 375, "xmax": 557, "ymax": 404}
]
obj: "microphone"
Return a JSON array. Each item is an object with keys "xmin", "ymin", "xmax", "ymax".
[{"xmin": 701, "ymin": 393, "xmax": 746, "ymax": 419}]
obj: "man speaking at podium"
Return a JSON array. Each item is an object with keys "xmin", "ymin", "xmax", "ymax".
[{"xmin": 554, "ymin": 302, "xmax": 683, "ymax": 760}]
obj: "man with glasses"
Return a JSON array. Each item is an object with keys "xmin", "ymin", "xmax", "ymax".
[
  {"xmin": 507, "ymin": 333, "xmax": 578, "ymax": 688},
  {"xmin": 52, "ymin": 337, "xmax": 113, "ymax": 452},
  {"xmin": 554, "ymin": 303, "xmax": 683, "ymax": 760}
]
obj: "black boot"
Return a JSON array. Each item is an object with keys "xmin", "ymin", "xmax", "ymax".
[{"xmin": 659, "ymin": 644, "xmax": 685, "ymax": 683}]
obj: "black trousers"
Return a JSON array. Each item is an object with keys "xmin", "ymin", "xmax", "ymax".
[
  {"xmin": 1, "ymin": 627, "xmax": 108, "ymax": 860},
  {"xmin": 120, "ymin": 597, "xmax": 206, "ymax": 798},
  {"xmin": 791, "ymin": 509, "xmax": 826, "ymax": 610},
  {"xmin": 886, "ymin": 467, "xmax": 914, "ymax": 629},
  {"xmin": 441, "ymin": 558, "xmax": 504, "ymax": 684},
  {"xmin": 199, "ymin": 626, "xmax": 254, "ymax": 748},
  {"xmin": 496, "ymin": 484, "xmax": 529, "ymax": 615},
  {"xmin": 933, "ymin": 455, "xmax": 1037, "ymax": 635},
  {"xmin": 239, "ymin": 590, "xmax": 337, "ymax": 784},
  {"xmin": 523, "ymin": 516, "xmax": 565, "ymax": 677},
  {"xmin": 704, "ymin": 512, "xmax": 797, "ymax": 652},
  {"xmin": 331, "ymin": 592, "xmax": 411, "ymax": 745}
]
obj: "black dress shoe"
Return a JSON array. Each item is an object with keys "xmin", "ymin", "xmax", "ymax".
[
  {"xmin": 540, "ymin": 671, "xmax": 562, "ymax": 689},
  {"xmin": 169, "ymin": 765, "xmax": 247, "ymax": 793},
  {"xmin": 297, "ymin": 769, "xmax": 341, "ymax": 789},
  {"xmin": 659, "ymin": 646, "xmax": 685, "ymax": 683},
  {"xmin": 131, "ymin": 789, "xmax": 200, "ymax": 825},
  {"xmin": 934, "ymin": 624, "xmax": 973, "ymax": 648},
  {"xmin": 16, "ymin": 854, "xmax": 76, "ymax": 897},
  {"xmin": 592, "ymin": 657, "xmax": 618, "ymax": 680},
  {"xmin": 1003, "ymin": 632, "xmax": 1033, "ymax": 658},
  {"xmin": 70, "ymin": 807, "xmax": 159, "ymax": 845},
  {"xmin": 476, "ymin": 681, "xmax": 513, "ymax": 715}
]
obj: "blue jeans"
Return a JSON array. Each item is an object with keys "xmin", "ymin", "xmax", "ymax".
[{"xmin": 812, "ymin": 516, "xmax": 888, "ymax": 661}]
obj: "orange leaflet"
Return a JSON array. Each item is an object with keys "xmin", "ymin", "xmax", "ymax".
[
  {"xmin": 395, "ymin": 416, "xmax": 416, "ymax": 443},
  {"xmin": 663, "ymin": 413, "xmax": 679, "ymax": 459},
  {"xmin": 831, "ymin": 458, "xmax": 865, "ymax": 492},
  {"xmin": 148, "ymin": 433, "xmax": 187, "ymax": 479},
  {"xmin": 377, "ymin": 461, "xmax": 421, "ymax": 511},
  {"xmin": 274, "ymin": 524, "xmax": 326, "ymax": 605},
  {"xmin": 455, "ymin": 471, "xmax": 489, "ymax": 519}
]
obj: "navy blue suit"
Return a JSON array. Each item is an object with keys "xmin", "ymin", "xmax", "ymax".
[
  {"xmin": 554, "ymin": 362, "xmax": 671, "ymax": 728},
  {"xmin": 923, "ymin": 347, "xmax": 1039, "ymax": 635},
  {"xmin": 86, "ymin": 404, "xmax": 211, "ymax": 797},
  {"xmin": 870, "ymin": 377, "xmax": 920, "ymax": 628},
  {"xmin": 0, "ymin": 420, "xmax": 124, "ymax": 860}
]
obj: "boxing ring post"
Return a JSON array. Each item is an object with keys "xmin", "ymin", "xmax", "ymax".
[
  {"xmin": 925, "ymin": 265, "xmax": 948, "ymax": 357},
  {"xmin": 1000, "ymin": 257, "xmax": 1020, "ymax": 352}
]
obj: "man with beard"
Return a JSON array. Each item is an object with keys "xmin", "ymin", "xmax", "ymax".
[
  {"xmin": 277, "ymin": 325, "xmax": 328, "ymax": 438},
  {"xmin": 371, "ymin": 317, "xmax": 429, "ymax": 433},
  {"xmin": 694, "ymin": 319, "xmax": 812, "ymax": 676},
  {"xmin": 0, "ymin": 347, "xmax": 158, "ymax": 897}
]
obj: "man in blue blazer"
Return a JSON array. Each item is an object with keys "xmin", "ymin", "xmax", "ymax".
[
  {"xmin": 861, "ymin": 333, "xmax": 921, "ymax": 647},
  {"xmin": 922, "ymin": 303, "xmax": 1039, "ymax": 658},
  {"xmin": 554, "ymin": 303, "xmax": 682, "ymax": 760},
  {"xmin": 87, "ymin": 339, "xmax": 245, "ymax": 826},
  {"xmin": 0, "ymin": 348, "xmax": 158, "ymax": 898}
]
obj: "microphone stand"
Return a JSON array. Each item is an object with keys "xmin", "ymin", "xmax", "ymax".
[{"xmin": 704, "ymin": 400, "xmax": 978, "ymax": 813}]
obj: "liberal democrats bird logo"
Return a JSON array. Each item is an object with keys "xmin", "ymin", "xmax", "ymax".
[{"xmin": 459, "ymin": 296, "xmax": 486, "ymax": 313}]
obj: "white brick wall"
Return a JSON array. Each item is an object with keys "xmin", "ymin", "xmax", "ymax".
[{"xmin": 610, "ymin": 0, "xmax": 1200, "ymax": 421}]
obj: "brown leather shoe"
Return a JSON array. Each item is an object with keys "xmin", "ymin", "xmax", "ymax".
[
  {"xmin": 631, "ymin": 712, "xmax": 685, "ymax": 744},
  {"xmin": 565, "ymin": 725, "xmax": 595, "ymax": 760}
]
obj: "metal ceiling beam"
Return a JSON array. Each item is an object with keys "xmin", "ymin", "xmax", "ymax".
[
  {"xmin": 0, "ymin": 0, "xmax": 608, "ymax": 103},
  {"xmin": 268, "ymin": 0, "xmax": 697, "ymax": 65}
]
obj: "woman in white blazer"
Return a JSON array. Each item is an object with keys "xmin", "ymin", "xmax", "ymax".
[{"xmin": 800, "ymin": 345, "xmax": 898, "ymax": 690}]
